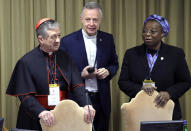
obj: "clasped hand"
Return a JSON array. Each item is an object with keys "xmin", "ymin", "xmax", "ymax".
[
  {"xmin": 81, "ymin": 66, "xmax": 109, "ymax": 79},
  {"xmin": 142, "ymin": 85, "xmax": 170, "ymax": 107}
]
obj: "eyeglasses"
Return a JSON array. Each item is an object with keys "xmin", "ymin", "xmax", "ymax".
[
  {"xmin": 47, "ymin": 34, "xmax": 61, "ymax": 41},
  {"xmin": 142, "ymin": 29, "xmax": 162, "ymax": 35},
  {"xmin": 83, "ymin": 18, "xmax": 100, "ymax": 23}
]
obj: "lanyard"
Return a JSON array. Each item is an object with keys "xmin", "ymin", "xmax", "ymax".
[
  {"xmin": 47, "ymin": 54, "xmax": 57, "ymax": 84},
  {"xmin": 146, "ymin": 50, "xmax": 159, "ymax": 79}
]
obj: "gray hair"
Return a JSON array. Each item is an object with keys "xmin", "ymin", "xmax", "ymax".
[
  {"xmin": 36, "ymin": 20, "xmax": 60, "ymax": 38},
  {"xmin": 81, "ymin": 2, "xmax": 103, "ymax": 18}
]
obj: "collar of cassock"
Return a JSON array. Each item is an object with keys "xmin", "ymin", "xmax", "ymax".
[{"xmin": 82, "ymin": 29, "xmax": 97, "ymax": 39}]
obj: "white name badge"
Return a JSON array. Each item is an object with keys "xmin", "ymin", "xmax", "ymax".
[
  {"xmin": 48, "ymin": 84, "xmax": 60, "ymax": 106},
  {"xmin": 143, "ymin": 79, "xmax": 155, "ymax": 87},
  {"xmin": 85, "ymin": 77, "xmax": 98, "ymax": 92}
]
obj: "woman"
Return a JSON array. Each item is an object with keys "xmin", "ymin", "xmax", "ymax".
[{"xmin": 118, "ymin": 14, "xmax": 191, "ymax": 120}]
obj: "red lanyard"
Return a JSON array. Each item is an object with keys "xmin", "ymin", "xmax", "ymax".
[{"xmin": 46, "ymin": 54, "xmax": 57, "ymax": 84}]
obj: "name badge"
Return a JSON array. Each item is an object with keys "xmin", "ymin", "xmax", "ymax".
[
  {"xmin": 48, "ymin": 84, "xmax": 60, "ymax": 106},
  {"xmin": 143, "ymin": 79, "xmax": 155, "ymax": 87},
  {"xmin": 85, "ymin": 77, "xmax": 98, "ymax": 91}
]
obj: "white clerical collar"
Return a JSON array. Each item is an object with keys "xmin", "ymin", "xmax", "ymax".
[
  {"xmin": 82, "ymin": 29, "xmax": 97, "ymax": 39},
  {"xmin": 48, "ymin": 52, "xmax": 53, "ymax": 55},
  {"xmin": 40, "ymin": 46, "xmax": 53, "ymax": 55}
]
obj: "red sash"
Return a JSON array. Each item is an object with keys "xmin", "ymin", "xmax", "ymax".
[{"xmin": 36, "ymin": 90, "xmax": 67, "ymax": 110}]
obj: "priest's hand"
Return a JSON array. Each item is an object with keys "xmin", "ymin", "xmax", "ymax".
[
  {"xmin": 142, "ymin": 84, "xmax": 157, "ymax": 96},
  {"xmin": 39, "ymin": 110, "xmax": 54, "ymax": 126},
  {"xmin": 83, "ymin": 105, "xmax": 95, "ymax": 123},
  {"xmin": 96, "ymin": 68, "xmax": 110, "ymax": 79},
  {"xmin": 81, "ymin": 66, "xmax": 97, "ymax": 79},
  {"xmin": 154, "ymin": 91, "xmax": 170, "ymax": 108}
]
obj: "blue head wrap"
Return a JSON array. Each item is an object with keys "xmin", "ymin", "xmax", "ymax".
[{"xmin": 144, "ymin": 14, "xmax": 169, "ymax": 36}]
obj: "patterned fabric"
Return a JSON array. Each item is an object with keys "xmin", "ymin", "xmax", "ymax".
[{"xmin": 144, "ymin": 14, "xmax": 169, "ymax": 36}]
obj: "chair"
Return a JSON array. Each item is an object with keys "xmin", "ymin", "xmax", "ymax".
[
  {"xmin": 40, "ymin": 100, "xmax": 92, "ymax": 131},
  {"xmin": 121, "ymin": 90, "xmax": 174, "ymax": 131}
]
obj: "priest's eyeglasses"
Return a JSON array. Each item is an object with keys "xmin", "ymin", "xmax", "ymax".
[
  {"xmin": 47, "ymin": 34, "xmax": 61, "ymax": 41},
  {"xmin": 84, "ymin": 18, "xmax": 100, "ymax": 24}
]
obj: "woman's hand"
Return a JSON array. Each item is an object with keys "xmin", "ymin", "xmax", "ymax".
[{"xmin": 154, "ymin": 91, "xmax": 170, "ymax": 108}]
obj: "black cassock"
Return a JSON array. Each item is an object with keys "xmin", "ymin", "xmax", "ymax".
[{"xmin": 6, "ymin": 46, "xmax": 87, "ymax": 130}]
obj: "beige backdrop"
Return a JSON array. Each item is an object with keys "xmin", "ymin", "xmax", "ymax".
[{"xmin": 0, "ymin": 0, "xmax": 190, "ymax": 130}]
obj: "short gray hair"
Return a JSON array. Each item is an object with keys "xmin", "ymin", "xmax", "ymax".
[
  {"xmin": 36, "ymin": 20, "xmax": 60, "ymax": 38},
  {"xmin": 81, "ymin": 2, "xmax": 103, "ymax": 18}
]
